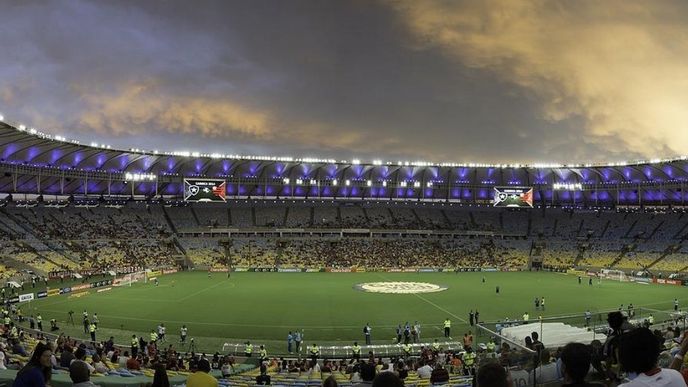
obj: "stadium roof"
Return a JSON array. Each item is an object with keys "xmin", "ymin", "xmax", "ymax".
[{"xmin": 0, "ymin": 119, "xmax": 687, "ymax": 204}]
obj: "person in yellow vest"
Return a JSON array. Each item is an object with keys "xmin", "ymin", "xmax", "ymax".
[
  {"xmin": 522, "ymin": 312, "xmax": 529, "ymax": 324},
  {"xmin": 9, "ymin": 323, "xmax": 18, "ymax": 340},
  {"xmin": 462, "ymin": 347, "xmax": 476, "ymax": 375},
  {"xmin": 648, "ymin": 314, "xmax": 654, "ymax": 325},
  {"xmin": 309, "ymin": 343, "xmax": 320, "ymax": 363},
  {"xmin": 432, "ymin": 338, "xmax": 441, "ymax": 352},
  {"xmin": 3, "ymin": 315, "xmax": 10, "ymax": 327},
  {"xmin": 150, "ymin": 329, "xmax": 158, "ymax": 343},
  {"xmin": 131, "ymin": 335, "xmax": 139, "ymax": 357},
  {"xmin": 245, "ymin": 341, "xmax": 253, "ymax": 357},
  {"xmin": 352, "ymin": 342, "xmax": 361, "ymax": 361},
  {"xmin": 443, "ymin": 318, "xmax": 451, "ymax": 338},
  {"xmin": 402, "ymin": 343, "xmax": 412, "ymax": 358},
  {"xmin": 36, "ymin": 314, "xmax": 43, "ymax": 331},
  {"xmin": 89, "ymin": 322, "xmax": 97, "ymax": 342},
  {"xmin": 486, "ymin": 338, "xmax": 496, "ymax": 353},
  {"xmin": 17, "ymin": 307, "xmax": 22, "ymax": 322},
  {"xmin": 259, "ymin": 345, "xmax": 267, "ymax": 362}
]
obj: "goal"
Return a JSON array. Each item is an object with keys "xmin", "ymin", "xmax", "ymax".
[
  {"xmin": 601, "ymin": 269, "xmax": 629, "ymax": 282},
  {"xmin": 121, "ymin": 271, "xmax": 147, "ymax": 286}
]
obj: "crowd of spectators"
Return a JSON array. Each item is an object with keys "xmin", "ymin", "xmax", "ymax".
[{"xmin": 1, "ymin": 203, "xmax": 688, "ymax": 281}]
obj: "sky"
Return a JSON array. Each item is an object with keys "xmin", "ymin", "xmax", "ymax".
[{"xmin": 0, "ymin": 0, "xmax": 687, "ymax": 165}]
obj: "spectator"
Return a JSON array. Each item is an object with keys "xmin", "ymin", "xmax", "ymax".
[
  {"xmin": 12, "ymin": 342, "xmax": 52, "ymax": 387},
  {"xmin": 256, "ymin": 363, "xmax": 271, "ymax": 385},
  {"xmin": 323, "ymin": 375, "xmax": 338, "ymax": 387},
  {"xmin": 560, "ymin": 343, "xmax": 603, "ymax": 387},
  {"xmin": 417, "ymin": 360, "xmax": 434, "ymax": 379},
  {"xmin": 91, "ymin": 354, "xmax": 109, "ymax": 374},
  {"xmin": 60, "ymin": 346, "xmax": 75, "ymax": 369},
  {"xmin": 618, "ymin": 328, "xmax": 686, "ymax": 387},
  {"xmin": 477, "ymin": 362, "xmax": 511, "ymax": 387},
  {"xmin": 152, "ymin": 363, "xmax": 170, "ymax": 387},
  {"xmin": 353, "ymin": 362, "xmax": 376, "ymax": 387},
  {"xmin": 373, "ymin": 371, "xmax": 404, "ymax": 387},
  {"xmin": 431, "ymin": 367, "xmax": 450, "ymax": 385},
  {"xmin": 69, "ymin": 359, "xmax": 100, "ymax": 387},
  {"xmin": 187, "ymin": 358, "xmax": 218, "ymax": 387}
]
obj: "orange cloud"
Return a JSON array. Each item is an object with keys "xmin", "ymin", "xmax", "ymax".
[
  {"xmin": 76, "ymin": 81, "xmax": 274, "ymax": 139},
  {"xmin": 392, "ymin": 0, "xmax": 688, "ymax": 159}
]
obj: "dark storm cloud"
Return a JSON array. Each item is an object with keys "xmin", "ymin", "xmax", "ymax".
[{"xmin": 0, "ymin": 1, "xmax": 684, "ymax": 164}]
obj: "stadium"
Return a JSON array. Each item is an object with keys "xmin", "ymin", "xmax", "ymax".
[
  {"xmin": 0, "ymin": 116, "xmax": 687, "ymax": 385},
  {"xmin": 2, "ymin": 2, "xmax": 688, "ymax": 387}
]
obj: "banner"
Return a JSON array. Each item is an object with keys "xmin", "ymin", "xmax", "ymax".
[
  {"xmin": 304, "ymin": 268, "xmax": 321, "ymax": 273},
  {"xmin": 59, "ymin": 287, "xmax": 72, "ymax": 294},
  {"xmin": 72, "ymin": 284, "xmax": 90, "ymax": 291},
  {"xmin": 327, "ymin": 268, "xmax": 351, "ymax": 273},
  {"xmin": 277, "ymin": 268, "xmax": 302, "ymax": 273},
  {"xmin": 654, "ymin": 278, "xmax": 682, "ymax": 286},
  {"xmin": 210, "ymin": 268, "xmax": 229, "ymax": 272},
  {"xmin": 234, "ymin": 267, "xmax": 250, "ymax": 272},
  {"xmin": 91, "ymin": 279, "xmax": 113, "ymax": 288},
  {"xmin": 37, "ymin": 291, "xmax": 47, "ymax": 299},
  {"xmin": 47, "ymin": 289, "xmax": 60, "ymax": 297},
  {"xmin": 19, "ymin": 293, "xmax": 34, "ymax": 302},
  {"xmin": 146, "ymin": 270, "xmax": 162, "ymax": 279},
  {"xmin": 418, "ymin": 268, "xmax": 437, "ymax": 273},
  {"xmin": 632, "ymin": 277, "xmax": 652, "ymax": 283},
  {"xmin": 8, "ymin": 297, "xmax": 19, "ymax": 304},
  {"xmin": 162, "ymin": 269, "xmax": 178, "ymax": 275}
]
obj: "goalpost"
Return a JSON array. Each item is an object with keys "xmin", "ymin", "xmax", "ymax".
[
  {"xmin": 601, "ymin": 269, "xmax": 629, "ymax": 282},
  {"xmin": 121, "ymin": 271, "xmax": 147, "ymax": 286}
]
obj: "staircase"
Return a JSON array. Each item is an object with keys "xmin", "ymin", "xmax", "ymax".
[
  {"xmin": 190, "ymin": 206, "xmax": 201, "ymax": 227},
  {"xmin": 159, "ymin": 206, "xmax": 178, "ymax": 234}
]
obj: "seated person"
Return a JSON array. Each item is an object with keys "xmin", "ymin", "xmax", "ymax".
[{"xmin": 256, "ymin": 364, "xmax": 271, "ymax": 385}]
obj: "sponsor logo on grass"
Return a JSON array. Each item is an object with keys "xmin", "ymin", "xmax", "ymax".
[
  {"xmin": 354, "ymin": 282, "xmax": 448, "ymax": 294},
  {"xmin": 69, "ymin": 291, "xmax": 89, "ymax": 299}
]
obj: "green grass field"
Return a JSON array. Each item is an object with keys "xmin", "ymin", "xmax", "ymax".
[{"xmin": 21, "ymin": 271, "xmax": 688, "ymax": 354}]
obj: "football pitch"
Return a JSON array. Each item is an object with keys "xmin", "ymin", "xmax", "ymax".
[{"xmin": 23, "ymin": 271, "xmax": 687, "ymax": 354}]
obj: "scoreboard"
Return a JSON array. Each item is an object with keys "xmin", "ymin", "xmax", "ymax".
[
  {"xmin": 184, "ymin": 179, "xmax": 227, "ymax": 202},
  {"xmin": 493, "ymin": 187, "xmax": 533, "ymax": 208}
]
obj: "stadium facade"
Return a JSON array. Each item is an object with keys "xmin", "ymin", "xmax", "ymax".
[{"xmin": 1, "ymin": 119, "xmax": 687, "ymax": 206}]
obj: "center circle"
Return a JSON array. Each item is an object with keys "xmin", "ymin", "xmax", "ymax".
[{"xmin": 354, "ymin": 281, "xmax": 448, "ymax": 294}]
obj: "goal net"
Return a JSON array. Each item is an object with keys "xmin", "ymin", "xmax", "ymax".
[
  {"xmin": 121, "ymin": 271, "xmax": 147, "ymax": 286},
  {"xmin": 600, "ymin": 269, "xmax": 629, "ymax": 282}
]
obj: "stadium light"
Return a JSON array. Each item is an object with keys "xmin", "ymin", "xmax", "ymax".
[
  {"xmin": 332, "ymin": 179, "xmax": 338, "ymax": 186},
  {"xmin": 382, "ymin": 181, "xmax": 387, "ymax": 187},
  {"xmin": 310, "ymin": 179, "xmax": 317, "ymax": 185},
  {"xmin": 283, "ymin": 178, "xmax": 290, "ymax": 184},
  {"xmin": 124, "ymin": 173, "xmax": 156, "ymax": 181},
  {"xmin": 414, "ymin": 181, "xmax": 420, "ymax": 188},
  {"xmin": 427, "ymin": 182, "xmax": 433, "ymax": 188},
  {"xmin": 553, "ymin": 183, "xmax": 582, "ymax": 190},
  {"xmin": 400, "ymin": 181, "xmax": 407, "ymax": 187},
  {"xmin": 296, "ymin": 178, "xmax": 303, "ymax": 185},
  {"xmin": 29, "ymin": 128, "xmax": 37, "ymax": 134},
  {"xmin": 352, "ymin": 159, "xmax": 360, "ymax": 165},
  {"xmin": 0, "ymin": 114, "xmax": 3, "ymax": 121},
  {"xmin": 345, "ymin": 179, "xmax": 351, "ymax": 186},
  {"xmin": 367, "ymin": 180, "xmax": 372, "ymax": 187}
]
